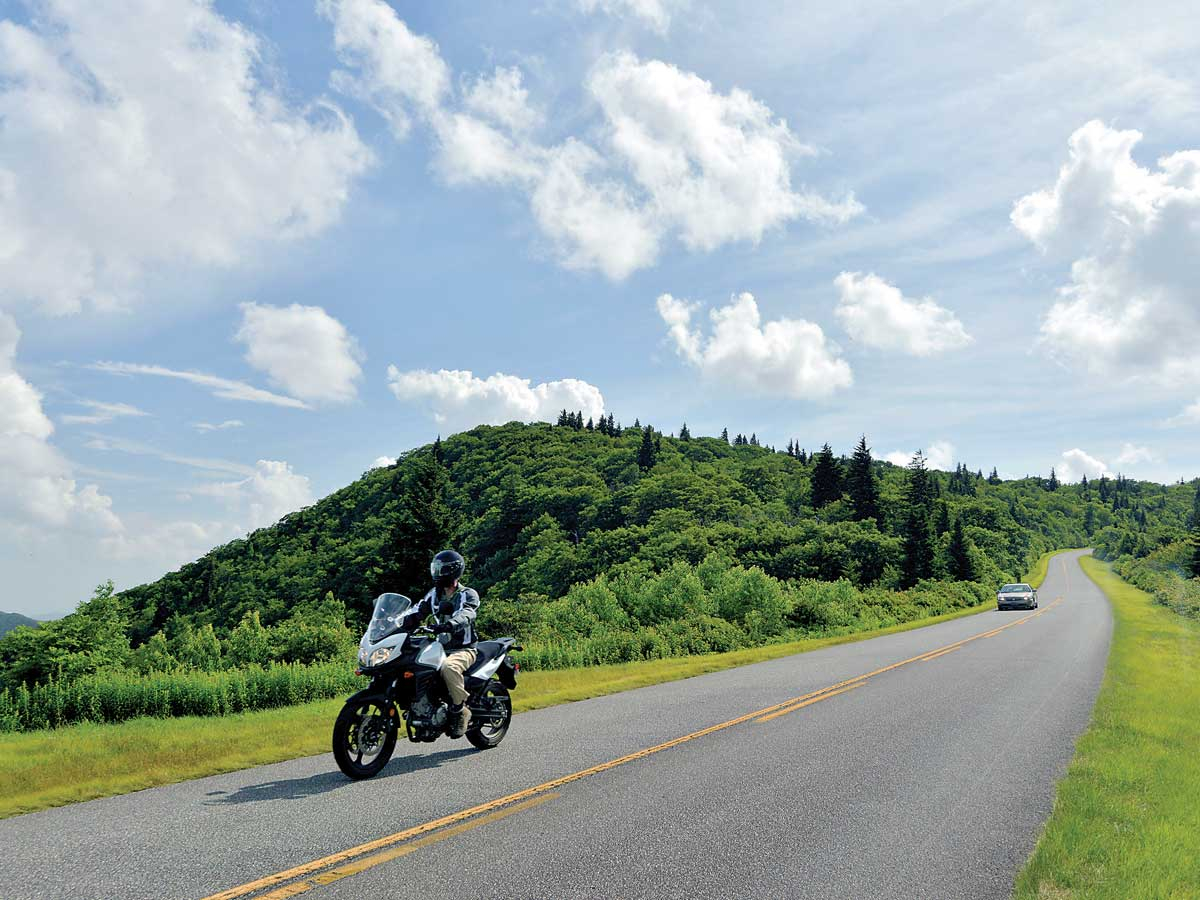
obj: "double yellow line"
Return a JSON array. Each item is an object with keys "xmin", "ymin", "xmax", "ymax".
[{"xmin": 202, "ymin": 598, "xmax": 1063, "ymax": 900}]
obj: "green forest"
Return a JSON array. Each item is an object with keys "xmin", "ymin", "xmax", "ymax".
[{"xmin": 2, "ymin": 419, "xmax": 1197, "ymax": 732}]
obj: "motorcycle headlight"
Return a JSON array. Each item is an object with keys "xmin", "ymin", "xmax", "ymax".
[
  {"xmin": 368, "ymin": 647, "xmax": 393, "ymax": 667},
  {"xmin": 358, "ymin": 647, "xmax": 369, "ymax": 665}
]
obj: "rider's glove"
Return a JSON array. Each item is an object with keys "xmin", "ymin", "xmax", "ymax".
[{"xmin": 431, "ymin": 620, "xmax": 454, "ymax": 634}]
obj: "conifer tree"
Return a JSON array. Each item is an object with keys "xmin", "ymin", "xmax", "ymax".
[
  {"xmin": 607, "ymin": 413, "xmax": 617, "ymax": 435},
  {"xmin": 557, "ymin": 409, "xmax": 569, "ymax": 427},
  {"xmin": 586, "ymin": 417, "xmax": 594, "ymax": 431},
  {"xmin": 432, "ymin": 435, "xmax": 443, "ymax": 464},
  {"xmin": 633, "ymin": 418, "xmax": 641, "ymax": 429},
  {"xmin": 721, "ymin": 427, "xmax": 729, "ymax": 443},
  {"xmin": 988, "ymin": 467, "xmax": 1001, "ymax": 485},
  {"xmin": 1080, "ymin": 473, "xmax": 1090, "ymax": 499},
  {"xmin": 810, "ymin": 443, "xmax": 843, "ymax": 509},
  {"xmin": 750, "ymin": 433, "xmax": 759, "ymax": 447},
  {"xmin": 786, "ymin": 439, "xmax": 795, "ymax": 457},
  {"xmin": 936, "ymin": 500, "xmax": 951, "ymax": 536},
  {"xmin": 947, "ymin": 518, "xmax": 975, "ymax": 581},
  {"xmin": 799, "ymin": 448, "xmax": 808, "ymax": 464},
  {"xmin": 637, "ymin": 426, "xmax": 657, "ymax": 471},
  {"xmin": 1191, "ymin": 479, "xmax": 1200, "ymax": 528},
  {"xmin": 901, "ymin": 451, "xmax": 936, "ymax": 587},
  {"xmin": 1190, "ymin": 525, "xmax": 1200, "ymax": 579},
  {"xmin": 846, "ymin": 435, "xmax": 880, "ymax": 522},
  {"xmin": 1046, "ymin": 467, "xmax": 1060, "ymax": 491},
  {"xmin": 679, "ymin": 422, "xmax": 691, "ymax": 441}
]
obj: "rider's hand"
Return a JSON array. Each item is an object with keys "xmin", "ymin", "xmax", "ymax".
[{"xmin": 431, "ymin": 620, "xmax": 454, "ymax": 634}]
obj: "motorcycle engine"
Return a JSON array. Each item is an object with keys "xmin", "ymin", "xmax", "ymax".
[{"xmin": 407, "ymin": 694, "xmax": 448, "ymax": 742}]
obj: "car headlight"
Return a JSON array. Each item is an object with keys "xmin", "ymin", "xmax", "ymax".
[{"xmin": 368, "ymin": 647, "xmax": 393, "ymax": 667}]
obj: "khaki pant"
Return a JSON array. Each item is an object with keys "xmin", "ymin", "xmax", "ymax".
[{"xmin": 441, "ymin": 648, "xmax": 477, "ymax": 706}]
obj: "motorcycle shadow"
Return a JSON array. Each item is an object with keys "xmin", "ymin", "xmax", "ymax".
[{"xmin": 203, "ymin": 747, "xmax": 477, "ymax": 806}]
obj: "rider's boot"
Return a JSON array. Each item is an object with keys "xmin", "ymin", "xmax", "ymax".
[{"xmin": 449, "ymin": 703, "xmax": 471, "ymax": 738}]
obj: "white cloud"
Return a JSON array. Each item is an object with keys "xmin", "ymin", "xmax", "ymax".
[
  {"xmin": 0, "ymin": 0, "xmax": 372, "ymax": 316},
  {"xmin": 834, "ymin": 272, "xmax": 972, "ymax": 356},
  {"xmin": 0, "ymin": 312, "xmax": 121, "ymax": 536},
  {"xmin": 319, "ymin": 0, "xmax": 449, "ymax": 138},
  {"xmin": 236, "ymin": 303, "xmax": 363, "ymax": 404},
  {"xmin": 1169, "ymin": 399, "xmax": 1200, "ymax": 426},
  {"xmin": 1114, "ymin": 443, "xmax": 1155, "ymax": 467},
  {"xmin": 1013, "ymin": 121, "xmax": 1200, "ymax": 387},
  {"xmin": 884, "ymin": 440, "xmax": 956, "ymax": 471},
  {"xmin": 90, "ymin": 362, "xmax": 307, "ymax": 409},
  {"xmin": 576, "ymin": 0, "xmax": 681, "ymax": 33},
  {"xmin": 84, "ymin": 435, "xmax": 254, "ymax": 477},
  {"xmin": 372, "ymin": 456, "xmax": 397, "ymax": 468},
  {"xmin": 193, "ymin": 420, "xmax": 245, "ymax": 433},
  {"xmin": 323, "ymin": 1, "xmax": 859, "ymax": 279},
  {"xmin": 656, "ymin": 292, "xmax": 852, "ymax": 399},
  {"xmin": 1057, "ymin": 448, "xmax": 1112, "ymax": 483},
  {"xmin": 388, "ymin": 367, "xmax": 605, "ymax": 432},
  {"xmin": 60, "ymin": 400, "xmax": 149, "ymax": 426},
  {"xmin": 191, "ymin": 460, "xmax": 313, "ymax": 532}
]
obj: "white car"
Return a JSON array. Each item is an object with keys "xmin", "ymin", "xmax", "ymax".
[{"xmin": 997, "ymin": 583, "xmax": 1038, "ymax": 610}]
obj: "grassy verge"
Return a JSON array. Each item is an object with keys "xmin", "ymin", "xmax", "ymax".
[
  {"xmin": 1014, "ymin": 555, "xmax": 1200, "ymax": 898},
  {"xmin": 1, "ymin": 551, "xmax": 1072, "ymax": 820}
]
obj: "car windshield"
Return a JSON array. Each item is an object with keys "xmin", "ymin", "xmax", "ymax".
[
  {"xmin": 366, "ymin": 593, "xmax": 414, "ymax": 642},
  {"xmin": 1000, "ymin": 584, "xmax": 1032, "ymax": 593}
]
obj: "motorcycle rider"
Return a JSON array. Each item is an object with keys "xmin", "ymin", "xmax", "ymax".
[{"xmin": 410, "ymin": 550, "xmax": 480, "ymax": 738}]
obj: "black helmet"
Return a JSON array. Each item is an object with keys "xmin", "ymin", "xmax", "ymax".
[{"xmin": 431, "ymin": 549, "xmax": 465, "ymax": 587}]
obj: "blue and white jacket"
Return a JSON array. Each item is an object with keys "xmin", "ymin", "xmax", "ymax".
[{"xmin": 411, "ymin": 585, "xmax": 480, "ymax": 651}]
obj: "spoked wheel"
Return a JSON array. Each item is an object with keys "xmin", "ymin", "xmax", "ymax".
[
  {"xmin": 332, "ymin": 696, "xmax": 397, "ymax": 779},
  {"xmin": 466, "ymin": 681, "xmax": 512, "ymax": 750}
]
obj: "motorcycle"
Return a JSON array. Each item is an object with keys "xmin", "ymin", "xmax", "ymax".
[{"xmin": 332, "ymin": 592, "xmax": 520, "ymax": 780}]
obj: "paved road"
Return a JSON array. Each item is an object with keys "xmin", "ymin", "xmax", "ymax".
[{"xmin": 1, "ymin": 550, "xmax": 1111, "ymax": 900}]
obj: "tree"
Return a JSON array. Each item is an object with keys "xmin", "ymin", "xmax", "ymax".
[
  {"xmin": 988, "ymin": 467, "xmax": 1001, "ymax": 485},
  {"xmin": 585, "ymin": 417, "xmax": 594, "ymax": 431},
  {"xmin": 1191, "ymin": 526, "xmax": 1200, "ymax": 579},
  {"xmin": 637, "ymin": 426, "xmax": 658, "ymax": 471},
  {"xmin": 947, "ymin": 518, "xmax": 975, "ymax": 581},
  {"xmin": 935, "ymin": 500, "xmax": 951, "ymax": 536},
  {"xmin": 1046, "ymin": 467, "xmax": 1060, "ymax": 491},
  {"xmin": 901, "ymin": 452, "xmax": 936, "ymax": 587},
  {"xmin": 679, "ymin": 422, "xmax": 691, "ymax": 441},
  {"xmin": 721, "ymin": 427, "xmax": 729, "ymax": 444},
  {"xmin": 810, "ymin": 443, "xmax": 843, "ymax": 510},
  {"xmin": 1191, "ymin": 479, "xmax": 1200, "ymax": 528},
  {"xmin": 1080, "ymin": 473, "xmax": 1090, "ymax": 500},
  {"xmin": 846, "ymin": 435, "xmax": 880, "ymax": 523},
  {"xmin": 375, "ymin": 453, "xmax": 454, "ymax": 598}
]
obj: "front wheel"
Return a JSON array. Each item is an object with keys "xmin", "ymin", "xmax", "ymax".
[
  {"xmin": 333, "ymin": 696, "xmax": 397, "ymax": 779},
  {"xmin": 466, "ymin": 681, "xmax": 512, "ymax": 750}
]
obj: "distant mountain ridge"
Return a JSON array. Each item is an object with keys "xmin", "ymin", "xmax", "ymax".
[{"xmin": 0, "ymin": 612, "xmax": 39, "ymax": 636}]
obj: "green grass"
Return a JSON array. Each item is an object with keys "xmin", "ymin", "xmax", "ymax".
[
  {"xmin": 1014, "ymin": 555, "xmax": 1200, "ymax": 899},
  {"xmin": 0, "ymin": 550, "xmax": 1074, "ymax": 820}
]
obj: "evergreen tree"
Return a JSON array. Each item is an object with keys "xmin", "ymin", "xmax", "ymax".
[
  {"xmin": 1084, "ymin": 503, "xmax": 1096, "ymax": 536},
  {"xmin": 1098, "ymin": 474, "xmax": 1111, "ymax": 502},
  {"xmin": 556, "ymin": 409, "xmax": 569, "ymax": 427},
  {"xmin": 786, "ymin": 439, "xmax": 795, "ymax": 457},
  {"xmin": 935, "ymin": 500, "xmax": 951, "ymax": 536},
  {"xmin": 608, "ymin": 414, "xmax": 618, "ymax": 435},
  {"xmin": 721, "ymin": 427, "xmax": 729, "ymax": 444},
  {"xmin": 799, "ymin": 448, "xmax": 808, "ymax": 464},
  {"xmin": 637, "ymin": 427, "xmax": 658, "ymax": 471},
  {"xmin": 633, "ymin": 418, "xmax": 641, "ymax": 429},
  {"xmin": 1190, "ymin": 525, "xmax": 1200, "ymax": 579},
  {"xmin": 810, "ymin": 443, "xmax": 843, "ymax": 510},
  {"xmin": 750, "ymin": 433, "xmax": 759, "ymax": 447},
  {"xmin": 1191, "ymin": 479, "xmax": 1200, "ymax": 528},
  {"xmin": 679, "ymin": 422, "xmax": 691, "ymax": 441},
  {"xmin": 1080, "ymin": 473, "xmax": 1090, "ymax": 499},
  {"xmin": 846, "ymin": 435, "xmax": 881, "ymax": 522},
  {"xmin": 901, "ymin": 451, "xmax": 936, "ymax": 587},
  {"xmin": 1046, "ymin": 467, "xmax": 1060, "ymax": 491},
  {"xmin": 432, "ymin": 435, "xmax": 443, "ymax": 464},
  {"xmin": 586, "ymin": 417, "xmax": 594, "ymax": 431},
  {"xmin": 375, "ymin": 454, "xmax": 454, "ymax": 597},
  {"xmin": 947, "ymin": 518, "xmax": 975, "ymax": 581},
  {"xmin": 988, "ymin": 467, "xmax": 1001, "ymax": 485}
]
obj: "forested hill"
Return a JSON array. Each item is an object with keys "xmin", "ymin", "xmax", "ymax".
[
  {"xmin": 114, "ymin": 420, "xmax": 1195, "ymax": 644},
  {"xmin": 0, "ymin": 613, "xmax": 39, "ymax": 638}
]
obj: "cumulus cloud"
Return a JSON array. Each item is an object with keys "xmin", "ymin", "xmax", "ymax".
[
  {"xmin": 60, "ymin": 400, "xmax": 149, "ymax": 427},
  {"xmin": 0, "ymin": 0, "xmax": 372, "ymax": 315},
  {"xmin": 834, "ymin": 272, "xmax": 972, "ymax": 356},
  {"xmin": 657, "ymin": 292, "xmax": 852, "ymax": 399},
  {"xmin": 388, "ymin": 367, "xmax": 605, "ymax": 432},
  {"xmin": 1057, "ymin": 448, "xmax": 1112, "ymax": 483},
  {"xmin": 90, "ymin": 362, "xmax": 307, "ymax": 409},
  {"xmin": 1013, "ymin": 121, "xmax": 1200, "ymax": 387},
  {"xmin": 372, "ymin": 456, "xmax": 397, "ymax": 469},
  {"xmin": 576, "ymin": 0, "xmax": 681, "ymax": 33},
  {"xmin": 191, "ymin": 459, "xmax": 314, "ymax": 532},
  {"xmin": 322, "ymin": 0, "xmax": 859, "ymax": 279},
  {"xmin": 236, "ymin": 303, "xmax": 363, "ymax": 404},
  {"xmin": 884, "ymin": 440, "xmax": 956, "ymax": 471},
  {"xmin": 1114, "ymin": 443, "xmax": 1155, "ymax": 466},
  {"xmin": 0, "ymin": 313, "xmax": 121, "ymax": 536}
]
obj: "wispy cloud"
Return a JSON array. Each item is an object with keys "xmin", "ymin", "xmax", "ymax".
[
  {"xmin": 60, "ymin": 400, "xmax": 150, "ymax": 426},
  {"xmin": 90, "ymin": 362, "xmax": 308, "ymax": 409},
  {"xmin": 193, "ymin": 420, "xmax": 245, "ymax": 433},
  {"xmin": 84, "ymin": 435, "xmax": 255, "ymax": 477}
]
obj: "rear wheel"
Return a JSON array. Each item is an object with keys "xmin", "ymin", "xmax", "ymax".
[
  {"xmin": 333, "ymin": 696, "xmax": 397, "ymax": 779},
  {"xmin": 466, "ymin": 681, "xmax": 511, "ymax": 749}
]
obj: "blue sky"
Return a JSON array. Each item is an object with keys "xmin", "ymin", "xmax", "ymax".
[{"xmin": 2, "ymin": 0, "xmax": 1199, "ymax": 618}]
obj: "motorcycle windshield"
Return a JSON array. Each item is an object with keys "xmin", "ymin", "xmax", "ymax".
[{"xmin": 366, "ymin": 593, "xmax": 414, "ymax": 643}]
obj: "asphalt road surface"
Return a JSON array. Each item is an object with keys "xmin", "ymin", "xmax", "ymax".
[{"xmin": 0, "ymin": 550, "xmax": 1112, "ymax": 900}]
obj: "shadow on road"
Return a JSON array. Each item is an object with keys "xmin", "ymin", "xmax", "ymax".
[{"xmin": 202, "ymin": 747, "xmax": 478, "ymax": 805}]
